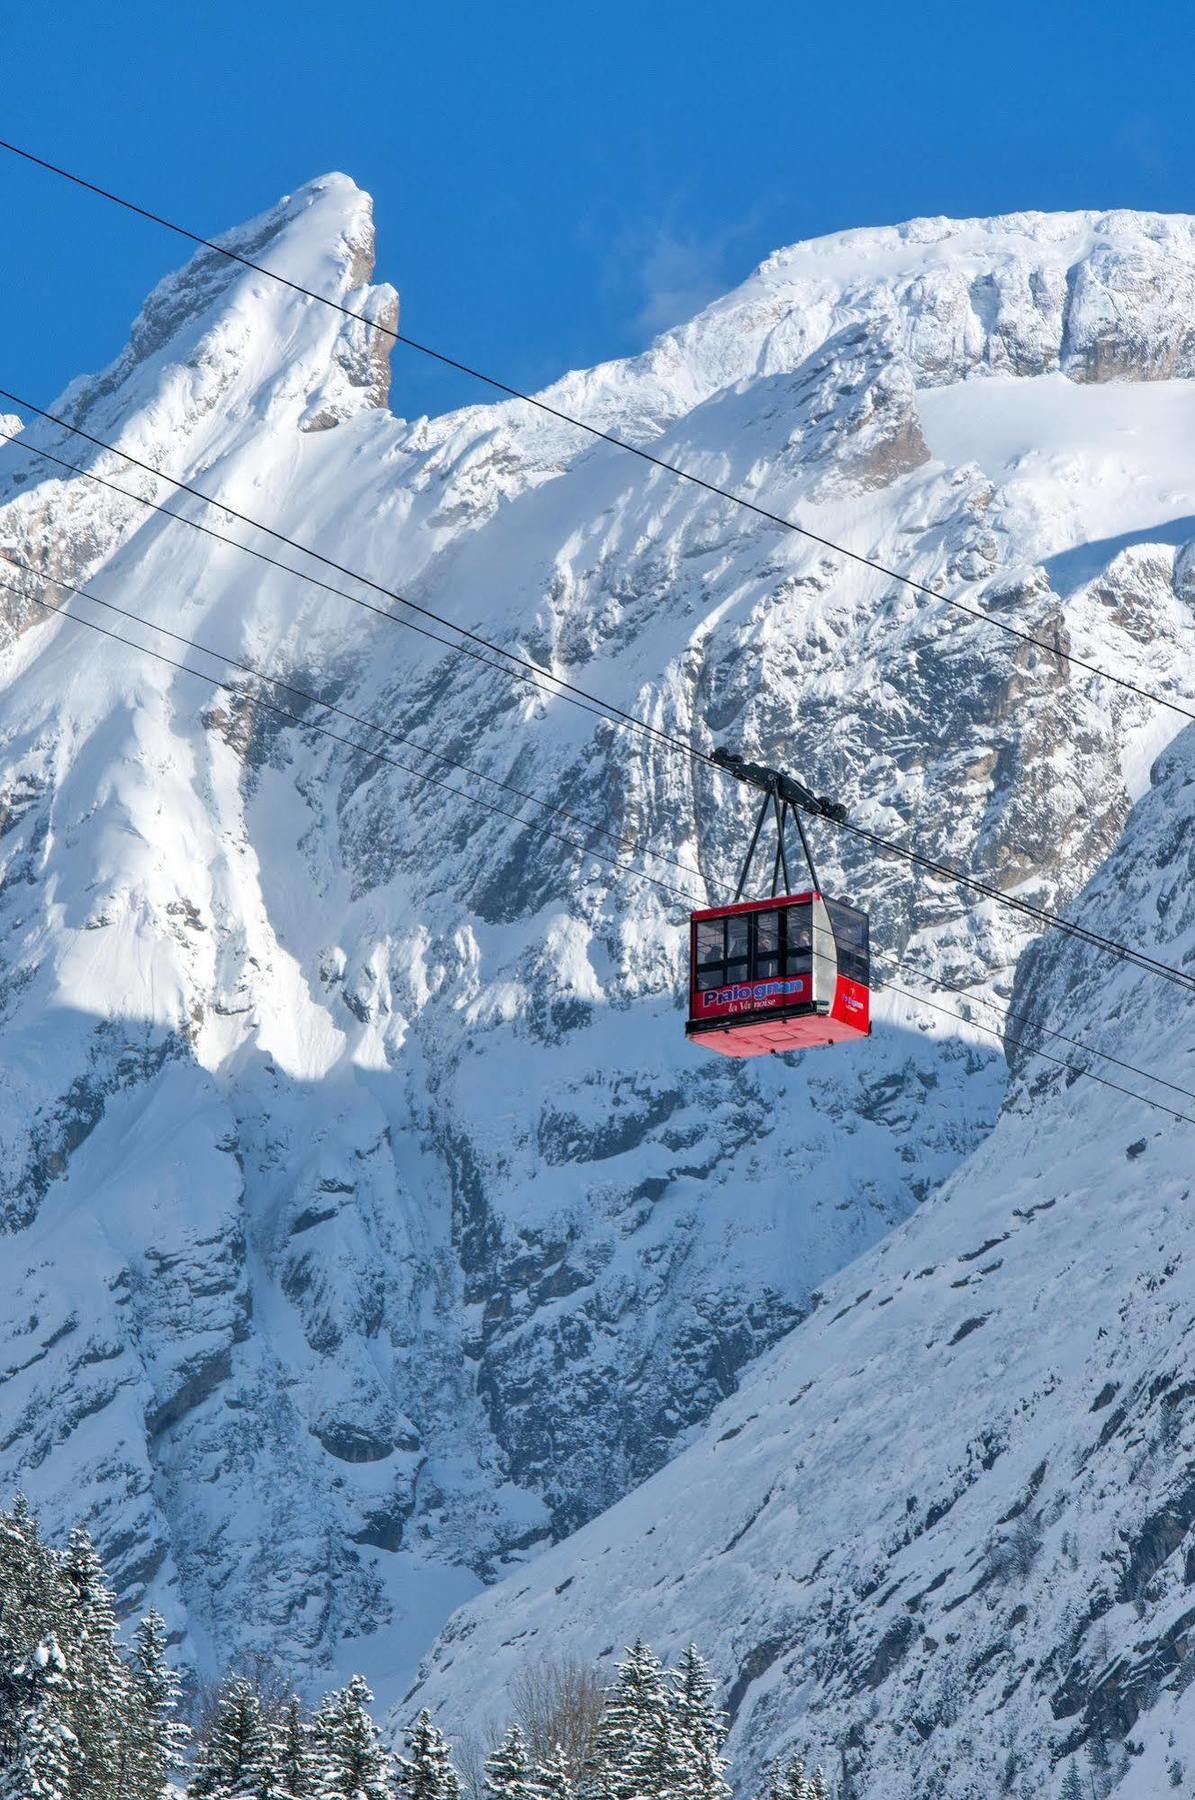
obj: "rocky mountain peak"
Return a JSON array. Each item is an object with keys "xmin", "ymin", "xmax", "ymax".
[{"xmin": 1, "ymin": 191, "xmax": 1194, "ymax": 1758}]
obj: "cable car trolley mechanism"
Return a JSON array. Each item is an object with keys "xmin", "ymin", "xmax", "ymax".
[{"xmin": 686, "ymin": 748, "xmax": 870, "ymax": 1058}]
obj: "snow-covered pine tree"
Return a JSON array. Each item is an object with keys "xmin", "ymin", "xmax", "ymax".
[
  {"xmin": 58, "ymin": 1525, "xmax": 130, "ymax": 1800},
  {"xmin": 669, "ymin": 1646, "xmax": 730, "ymax": 1800},
  {"xmin": 805, "ymin": 1771, "xmax": 828, "ymax": 1800},
  {"xmin": 263, "ymin": 1696, "xmax": 317, "ymax": 1800},
  {"xmin": 785, "ymin": 1759, "xmax": 811, "ymax": 1800},
  {"xmin": 1058, "ymin": 1765, "xmax": 1084, "ymax": 1800},
  {"xmin": 313, "ymin": 1674, "xmax": 394, "ymax": 1800},
  {"xmin": 126, "ymin": 1609, "xmax": 190, "ymax": 1798},
  {"xmin": 0, "ymin": 1634, "xmax": 78, "ymax": 1800},
  {"xmin": 756, "ymin": 1754, "xmax": 803, "ymax": 1800},
  {"xmin": 0, "ymin": 1498, "xmax": 63, "ymax": 1634},
  {"xmin": 484, "ymin": 1724, "xmax": 537, "ymax": 1800},
  {"xmin": 536, "ymin": 1744, "xmax": 575, "ymax": 1800},
  {"xmin": 109, "ymin": 1692, "xmax": 149, "ymax": 1800},
  {"xmin": 640, "ymin": 1700, "xmax": 681, "ymax": 1800},
  {"xmin": 585, "ymin": 1641, "xmax": 672, "ymax": 1800},
  {"xmin": 188, "ymin": 1674, "xmax": 270, "ymax": 1799},
  {"xmin": 0, "ymin": 1495, "xmax": 66, "ymax": 1767},
  {"xmin": 394, "ymin": 1708, "xmax": 461, "ymax": 1800}
]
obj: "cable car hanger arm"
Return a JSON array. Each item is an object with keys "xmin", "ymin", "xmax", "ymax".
[
  {"xmin": 709, "ymin": 746, "xmax": 848, "ymax": 824},
  {"xmin": 711, "ymin": 746, "xmax": 847, "ymax": 901}
]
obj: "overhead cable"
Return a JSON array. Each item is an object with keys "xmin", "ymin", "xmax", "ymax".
[
  {"xmin": 3, "ymin": 135, "xmax": 1194, "ymax": 729},
  {"xmin": 1, "ymin": 404, "xmax": 1192, "ymax": 997},
  {"xmin": 0, "ymin": 570, "xmax": 699, "ymax": 906},
  {"xmin": 0, "ymin": 390, "xmax": 685, "ymax": 757},
  {"xmin": 0, "ymin": 548, "xmax": 708, "ymax": 889},
  {"xmin": 3, "ymin": 563, "xmax": 1192, "ymax": 1124}
]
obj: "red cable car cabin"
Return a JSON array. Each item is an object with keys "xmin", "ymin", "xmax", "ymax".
[{"xmin": 685, "ymin": 891, "xmax": 870, "ymax": 1057}]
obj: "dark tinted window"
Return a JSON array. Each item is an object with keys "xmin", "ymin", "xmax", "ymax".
[
  {"xmin": 825, "ymin": 899, "xmax": 869, "ymax": 985},
  {"xmin": 756, "ymin": 911, "xmax": 780, "ymax": 956},
  {"xmin": 696, "ymin": 919, "xmax": 723, "ymax": 967},
  {"xmin": 784, "ymin": 903, "xmax": 813, "ymax": 976},
  {"xmin": 726, "ymin": 917, "xmax": 750, "ymax": 968},
  {"xmin": 693, "ymin": 906, "xmax": 823, "ymax": 1001}
]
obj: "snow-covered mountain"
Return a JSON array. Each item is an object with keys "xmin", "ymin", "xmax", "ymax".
[
  {"xmin": 410, "ymin": 729, "xmax": 1195, "ymax": 1798},
  {"xmin": 1, "ymin": 177, "xmax": 1194, "ymax": 1774}
]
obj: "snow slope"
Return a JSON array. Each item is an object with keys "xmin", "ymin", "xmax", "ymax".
[
  {"xmin": 410, "ymin": 728, "xmax": 1195, "ymax": 1799},
  {"xmin": 1, "ymin": 185, "xmax": 1194, "ymax": 1738}
]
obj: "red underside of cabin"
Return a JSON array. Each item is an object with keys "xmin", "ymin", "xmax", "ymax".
[
  {"xmin": 686, "ymin": 1004, "xmax": 869, "ymax": 1058},
  {"xmin": 687, "ymin": 979, "xmax": 874, "ymax": 1058}
]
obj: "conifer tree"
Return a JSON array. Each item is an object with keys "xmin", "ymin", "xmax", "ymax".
[
  {"xmin": 1059, "ymin": 1765, "xmax": 1084, "ymax": 1800},
  {"xmin": 484, "ymin": 1724, "xmax": 536, "ymax": 1800},
  {"xmin": 0, "ymin": 1501, "xmax": 815, "ymax": 1800},
  {"xmin": 109, "ymin": 1695, "xmax": 151, "ymax": 1800},
  {"xmin": 58, "ymin": 1525, "xmax": 130, "ymax": 1800},
  {"xmin": 128, "ymin": 1609, "xmax": 190, "ymax": 1798},
  {"xmin": 0, "ymin": 1501, "xmax": 70, "ymax": 1790},
  {"xmin": 639, "ymin": 1700, "xmax": 680, "ymax": 1800},
  {"xmin": 264, "ymin": 1696, "xmax": 317, "ymax": 1800},
  {"xmin": 189, "ymin": 1674, "xmax": 270, "ymax": 1799},
  {"xmin": 758, "ymin": 1754, "xmax": 817, "ymax": 1800},
  {"xmin": 394, "ymin": 1707, "xmax": 460, "ymax": 1800},
  {"xmin": 0, "ymin": 1498, "xmax": 63, "ymax": 1631},
  {"xmin": 0, "ymin": 1494, "xmax": 65, "ymax": 1760},
  {"xmin": 314, "ymin": 1674, "xmax": 394, "ymax": 1800},
  {"xmin": 0, "ymin": 1634, "xmax": 77, "ymax": 1800},
  {"xmin": 587, "ymin": 1641, "xmax": 671, "ymax": 1800},
  {"xmin": 536, "ymin": 1744, "xmax": 574, "ymax": 1800},
  {"xmin": 669, "ymin": 1646, "xmax": 730, "ymax": 1800}
]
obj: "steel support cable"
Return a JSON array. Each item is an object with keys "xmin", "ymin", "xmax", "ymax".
[
  {"xmin": 0, "ymin": 422, "xmax": 621, "ymax": 736},
  {"xmin": 879, "ymin": 951, "xmax": 1195, "ymax": 1107},
  {"xmin": 4, "ymin": 136, "xmax": 1195, "ymax": 731},
  {"xmin": 824, "ymin": 812, "xmax": 1195, "ymax": 996},
  {"xmin": 1, "ymin": 408, "xmax": 1193, "ymax": 1000},
  {"xmin": 0, "ymin": 389, "xmax": 689, "ymax": 759},
  {"xmin": 4, "ymin": 567, "xmax": 1193, "ymax": 1123},
  {"xmin": 766, "ymin": 917, "xmax": 1195, "ymax": 1113},
  {"xmin": 0, "ymin": 574, "xmax": 696, "ymax": 907},
  {"xmin": 874, "ymin": 966, "xmax": 1195, "ymax": 1127},
  {"xmin": 0, "ymin": 550, "xmax": 709, "ymax": 889},
  {"xmin": 7, "ymin": 551, "xmax": 1194, "ymax": 1103},
  {"xmin": 793, "ymin": 910, "xmax": 1195, "ymax": 1110},
  {"xmin": 15, "ymin": 532, "xmax": 1192, "ymax": 1103}
]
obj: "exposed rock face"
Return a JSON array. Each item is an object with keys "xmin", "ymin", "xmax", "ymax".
[
  {"xmin": 2, "ymin": 191, "xmax": 1195, "ymax": 1727},
  {"xmin": 411, "ymin": 734, "xmax": 1195, "ymax": 1798}
]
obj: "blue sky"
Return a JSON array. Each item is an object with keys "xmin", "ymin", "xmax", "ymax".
[{"xmin": 2, "ymin": 0, "xmax": 1193, "ymax": 421}]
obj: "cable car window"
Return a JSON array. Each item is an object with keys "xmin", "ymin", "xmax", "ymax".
[
  {"xmin": 756, "ymin": 911, "xmax": 780, "ymax": 954},
  {"xmin": 753, "ymin": 909, "xmax": 780, "ymax": 980},
  {"xmin": 726, "ymin": 917, "xmax": 750, "ymax": 968},
  {"xmin": 696, "ymin": 919, "xmax": 724, "ymax": 968},
  {"xmin": 825, "ymin": 900, "xmax": 869, "ymax": 985},
  {"xmin": 783, "ymin": 903, "xmax": 813, "ymax": 976},
  {"xmin": 696, "ymin": 966, "xmax": 726, "ymax": 992},
  {"xmin": 723, "ymin": 919, "xmax": 749, "ymax": 988}
]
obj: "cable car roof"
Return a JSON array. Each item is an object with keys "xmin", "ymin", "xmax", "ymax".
[{"xmin": 689, "ymin": 890, "xmax": 820, "ymax": 923}]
